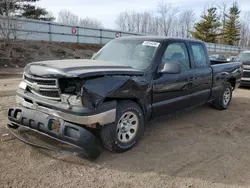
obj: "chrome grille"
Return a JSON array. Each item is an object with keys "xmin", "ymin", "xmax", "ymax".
[
  {"xmin": 243, "ymin": 71, "xmax": 250, "ymax": 78},
  {"xmin": 24, "ymin": 74, "xmax": 60, "ymax": 100},
  {"xmin": 24, "ymin": 75, "xmax": 56, "ymax": 86}
]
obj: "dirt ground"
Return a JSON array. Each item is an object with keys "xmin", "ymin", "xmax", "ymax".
[{"xmin": 1, "ymin": 75, "xmax": 250, "ymax": 188}]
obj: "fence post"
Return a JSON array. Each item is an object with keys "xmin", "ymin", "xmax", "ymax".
[
  {"xmin": 48, "ymin": 22, "xmax": 52, "ymax": 41},
  {"xmin": 214, "ymin": 43, "xmax": 216, "ymax": 52},
  {"xmin": 77, "ymin": 26, "xmax": 79, "ymax": 44},
  {"xmin": 100, "ymin": 29, "xmax": 102, "ymax": 44}
]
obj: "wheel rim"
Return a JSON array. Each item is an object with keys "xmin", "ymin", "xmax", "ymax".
[
  {"xmin": 117, "ymin": 111, "xmax": 139, "ymax": 143},
  {"xmin": 223, "ymin": 88, "xmax": 231, "ymax": 106}
]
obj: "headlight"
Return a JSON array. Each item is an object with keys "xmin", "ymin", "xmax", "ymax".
[
  {"xmin": 61, "ymin": 94, "xmax": 83, "ymax": 106},
  {"xmin": 18, "ymin": 81, "xmax": 27, "ymax": 90}
]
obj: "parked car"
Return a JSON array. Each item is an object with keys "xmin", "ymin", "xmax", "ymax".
[
  {"xmin": 7, "ymin": 36, "xmax": 243, "ymax": 159},
  {"xmin": 209, "ymin": 54, "xmax": 228, "ymax": 64},
  {"xmin": 235, "ymin": 51, "xmax": 250, "ymax": 86}
]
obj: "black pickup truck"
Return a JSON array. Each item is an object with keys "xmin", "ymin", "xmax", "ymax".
[{"xmin": 8, "ymin": 36, "xmax": 243, "ymax": 159}]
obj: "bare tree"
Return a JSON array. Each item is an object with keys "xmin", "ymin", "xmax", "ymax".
[
  {"xmin": 79, "ymin": 17, "xmax": 103, "ymax": 28},
  {"xmin": 157, "ymin": 2, "xmax": 179, "ymax": 36},
  {"xmin": 57, "ymin": 9, "xmax": 103, "ymax": 28},
  {"xmin": 217, "ymin": 1, "xmax": 228, "ymax": 28},
  {"xmin": 179, "ymin": 10, "xmax": 196, "ymax": 38},
  {"xmin": 0, "ymin": 0, "xmax": 19, "ymax": 64},
  {"xmin": 239, "ymin": 12, "xmax": 250, "ymax": 47},
  {"xmin": 115, "ymin": 12, "xmax": 127, "ymax": 31},
  {"xmin": 57, "ymin": 10, "xmax": 79, "ymax": 25},
  {"xmin": 116, "ymin": 11, "xmax": 159, "ymax": 34}
]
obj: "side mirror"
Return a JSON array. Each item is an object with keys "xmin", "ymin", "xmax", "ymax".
[{"xmin": 159, "ymin": 63, "xmax": 181, "ymax": 74}]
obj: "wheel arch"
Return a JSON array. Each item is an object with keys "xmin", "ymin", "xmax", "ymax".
[
  {"xmin": 103, "ymin": 97, "xmax": 150, "ymax": 122},
  {"xmin": 227, "ymin": 77, "xmax": 236, "ymax": 90}
]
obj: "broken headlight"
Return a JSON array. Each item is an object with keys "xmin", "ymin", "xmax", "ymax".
[
  {"xmin": 59, "ymin": 78, "xmax": 84, "ymax": 106},
  {"xmin": 61, "ymin": 94, "xmax": 83, "ymax": 106}
]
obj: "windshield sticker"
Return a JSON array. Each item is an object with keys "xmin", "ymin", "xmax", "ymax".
[{"xmin": 142, "ymin": 41, "xmax": 160, "ymax": 47}]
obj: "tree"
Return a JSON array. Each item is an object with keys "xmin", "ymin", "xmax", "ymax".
[
  {"xmin": 178, "ymin": 10, "xmax": 196, "ymax": 38},
  {"xmin": 0, "ymin": 0, "xmax": 54, "ymax": 21},
  {"xmin": 221, "ymin": 2, "xmax": 241, "ymax": 45},
  {"xmin": 19, "ymin": 3, "xmax": 55, "ymax": 21},
  {"xmin": 217, "ymin": 1, "xmax": 228, "ymax": 28},
  {"xmin": 57, "ymin": 9, "xmax": 103, "ymax": 28},
  {"xmin": 79, "ymin": 17, "xmax": 103, "ymax": 28},
  {"xmin": 157, "ymin": 2, "xmax": 179, "ymax": 36},
  {"xmin": 239, "ymin": 12, "xmax": 250, "ymax": 47},
  {"xmin": 191, "ymin": 8, "xmax": 221, "ymax": 43},
  {"xmin": 0, "ymin": 0, "xmax": 19, "ymax": 66},
  {"xmin": 58, "ymin": 10, "xmax": 79, "ymax": 25}
]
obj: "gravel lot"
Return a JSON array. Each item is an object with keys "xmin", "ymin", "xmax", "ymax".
[{"xmin": 1, "ymin": 75, "xmax": 250, "ymax": 188}]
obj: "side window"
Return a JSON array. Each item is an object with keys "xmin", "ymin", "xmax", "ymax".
[
  {"xmin": 190, "ymin": 43, "xmax": 208, "ymax": 68},
  {"xmin": 162, "ymin": 42, "xmax": 190, "ymax": 72}
]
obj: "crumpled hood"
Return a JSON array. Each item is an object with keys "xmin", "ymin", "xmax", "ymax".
[{"xmin": 24, "ymin": 59, "xmax": 144, "ymax": 78}]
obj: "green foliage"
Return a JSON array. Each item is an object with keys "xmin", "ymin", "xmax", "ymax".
[
  {"xmin": 191, "ymin": 8, "xmax": 221, "ymax": 43},
  {"xmin": 221, "ymin": 2, "xmax": 241, "ymax": 45},
  {"xmin": 0, "ymin": 0, "xmax": 54, "ymax": 21},
  {"xmin": 20, "ymin": 4, "xmax": 55, "ymax": 21}
]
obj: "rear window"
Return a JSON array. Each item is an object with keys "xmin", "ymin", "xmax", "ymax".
[{"xmin": 190, "ymin": 43, "xmax": 208, "ymax": 68}]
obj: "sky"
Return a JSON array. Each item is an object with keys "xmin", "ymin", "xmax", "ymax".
[{"xmin": 37, "ymin": 0, "xmax": 250, "ymax": 29}]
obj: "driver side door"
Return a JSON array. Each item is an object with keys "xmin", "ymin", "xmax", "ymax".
[{"xmin": 152, "ymin": 41, "xmax": 195, "ymax": 118}]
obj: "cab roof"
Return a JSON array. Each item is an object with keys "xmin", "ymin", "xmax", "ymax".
[{"xmin": 116, "ymin": 36, "xmax": 203, "ymax": 43}]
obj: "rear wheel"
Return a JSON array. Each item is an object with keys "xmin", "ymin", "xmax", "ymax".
[
  {"xmin": 212, "ymin": 82, "xmax": 232, "ymax": 110},
  {"xmin": 100, "ymin": 101, "xmax": 144, "ymax": 153}
]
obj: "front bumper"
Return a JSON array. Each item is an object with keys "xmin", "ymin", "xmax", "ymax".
[
  {"xmin": 16, "ymin": 88, "xmax": 117, "ymax": 126},
  {"xmin": 8, "ymin": 85, "xmax": 117, "ymax": 158},
  {"xmin": 8, "ymin": 107, "xmax": 101, "ymax": 159},
  {"xmin": 241, "ymin": 70, "xmax": 250, "ymax": 87}
]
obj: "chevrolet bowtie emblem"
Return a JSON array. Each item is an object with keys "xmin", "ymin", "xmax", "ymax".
[{"xmin": 31, "ymin": 82, "xmax": 40, "ymax": 90}]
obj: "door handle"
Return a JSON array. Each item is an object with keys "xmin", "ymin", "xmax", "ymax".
[{"xmin": 188, "ymin": 76, "xmax": 195, "ymax": 81}]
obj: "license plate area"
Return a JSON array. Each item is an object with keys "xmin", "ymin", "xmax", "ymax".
[{"xmin": 48, "ymin": 119, "xmax": 61, "ymax": 135}]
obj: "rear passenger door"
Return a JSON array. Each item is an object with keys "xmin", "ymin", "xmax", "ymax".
[{"xmin": 188, "ymin": 42, "xmax": 213, "ymax": 106}]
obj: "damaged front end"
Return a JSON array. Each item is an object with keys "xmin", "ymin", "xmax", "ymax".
[{"xmin": 7, "ymin": 60, "xmax": 151, "ymax": 159}]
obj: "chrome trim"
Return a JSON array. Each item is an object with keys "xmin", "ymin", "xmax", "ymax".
[
  {"xmin": 241, "ymin": 77, "xmax": 250, "ymax": 81},
  {"xmin": 243, "ymin": 65, "xmax": 250, "ymax": 70},
  {"xmin": 24, "ymin": 73, "xmax": 59, "ymax": 89},
  {"xmin": 16, "ymin": 96, "xmax": 116, "ymax": 125},
  {"xmin": 24, "ymin": 73, "xmax": 61, "ymax": 100},
  {"xmin": 29, "ymin": 89, "xmax": 61, "ymax": 101}
]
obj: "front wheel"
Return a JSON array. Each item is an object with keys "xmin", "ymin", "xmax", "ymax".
[
  {"xmin": 212, "ymin": 82, "xmax": 232, "ymax": 110},
  {"xmin": 100, "ymin": 101, "xmax": 144, "ymax": 153}
]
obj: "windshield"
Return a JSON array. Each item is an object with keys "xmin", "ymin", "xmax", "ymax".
[
  {"xmin": 235, "ymin": 52, "xmax": 250, "ymax": 61},
  {"xmin": 92, "ymin": 39, "xmax": 160, "ymax": 70},
  {"xmin": 209, "ymin": 54, "xmax": 219, "ymax": 59}
]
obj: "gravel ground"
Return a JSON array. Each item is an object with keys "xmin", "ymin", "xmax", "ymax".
[{"xmin": 1, "ymin": 76, "xmax": 250, "ymax": 188}]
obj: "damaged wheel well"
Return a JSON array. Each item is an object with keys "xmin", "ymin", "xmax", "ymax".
[{"xmin": 103, "ymin": 98, "xmax": 149, "ymax": 121}]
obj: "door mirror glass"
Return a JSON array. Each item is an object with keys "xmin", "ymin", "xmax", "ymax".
[{"xmin": 159, "ymin": 63, "xmax": 181, "ymax": 74}]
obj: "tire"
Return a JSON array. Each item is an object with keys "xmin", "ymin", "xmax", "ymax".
[
  {"xmin": 100, "ymin": 100, "xmax": 144, "ymax": 153},
  {"xmin": 212, "ymin": 82, "xmax": 232, "ymax": 110}
]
